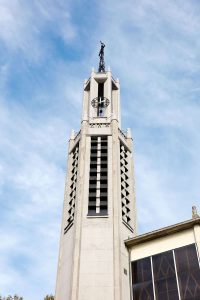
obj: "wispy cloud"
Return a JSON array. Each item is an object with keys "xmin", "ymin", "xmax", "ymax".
[
  {"xmin": 0, "ymin": 0, "xmax": 76, "ymax": 62},
  {"xmin": 0, "ymin": 99, "xmax": 66, "ymax": 297}
]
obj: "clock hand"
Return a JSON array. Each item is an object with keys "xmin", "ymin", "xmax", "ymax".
[{"xmin": 98, "ymin": 97, "xmax": 105, "ymax": 104}]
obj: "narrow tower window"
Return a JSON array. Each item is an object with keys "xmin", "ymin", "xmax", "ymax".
[
  {"xmin": 98, "ymin": 82, "xmax": 104, "ymax": 117},
  {"xmin": 64, "ymin": 143, "xmax": 79, "ymax": 233},
  {"xmin": 120, "ymin": 143, "xmax": 131, "ymax": 226},
  {"xmin": 88, "ymin": 136, "xmax": 108, "ymax": 215}
]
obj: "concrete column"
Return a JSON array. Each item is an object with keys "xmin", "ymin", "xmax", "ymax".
[
  {"xmin": 71, "ymin": 121, "xmax": 88, "ymax": 300},
  {"xmin": 111, "ymin": 119, "xmax": 122, "ymax": 300},
  {"xmin": 194, "ymin": 224, "xmax": 200, "ymax": 263}
]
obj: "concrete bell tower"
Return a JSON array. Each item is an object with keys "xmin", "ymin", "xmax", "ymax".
[{"xmin": 55, "ymin": 43, "xmax": 137, "ymax": 300}]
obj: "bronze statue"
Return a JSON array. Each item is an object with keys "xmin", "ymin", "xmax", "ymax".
[{"xmin": 98, "ymin": 41, "xmax": 105, "ymax": 72}]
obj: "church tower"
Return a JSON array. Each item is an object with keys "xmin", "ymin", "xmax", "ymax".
[{"xmin": 55, "ymin": 43, "xmax": 137, "ymax": 300}]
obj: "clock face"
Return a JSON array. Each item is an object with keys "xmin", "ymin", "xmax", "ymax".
[
  {"xmin": 91, "ymin": 97, "xmax": 110, "ymax": 108},
  {"xmin": 91, "ymin": 97, "xmax": 99, "ymax": 108}
]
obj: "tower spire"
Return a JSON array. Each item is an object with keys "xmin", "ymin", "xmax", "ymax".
[{"xmin": 98, "ymin": 41, "xmax": 105, "ymax": 72}]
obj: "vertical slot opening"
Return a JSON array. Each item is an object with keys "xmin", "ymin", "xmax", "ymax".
[
  {"xmin": 98, "ymin": 82, "xmax": 104, "ymax": 98},
  {"xmin": 98, "ymin": 82, "xmax": 105, "ymax": 117}
]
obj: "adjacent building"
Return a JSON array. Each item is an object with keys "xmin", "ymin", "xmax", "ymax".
[{"xmin": 126, "ymin": 216, "xmax": 200, "ymax": 299}]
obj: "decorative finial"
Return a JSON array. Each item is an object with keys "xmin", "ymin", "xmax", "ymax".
[
  {"xmin": 98, "ymin": 41, "xmax": 105, "ymax": 72},
  {"xmin": 192, "ymin": 206, "xmax": 199, "ymax": 219}
]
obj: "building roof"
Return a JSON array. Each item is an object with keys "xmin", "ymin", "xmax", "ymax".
[{"xmin": 125, "ymin": 217, "xmax": 200, "ymax": 247}]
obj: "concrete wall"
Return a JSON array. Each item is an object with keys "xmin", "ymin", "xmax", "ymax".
[{"xmin": 129, "ymin": 226, "xmax": 200, "ymax": 262}]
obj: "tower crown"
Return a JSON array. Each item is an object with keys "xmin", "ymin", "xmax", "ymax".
[
  {"xmin": 82, "ymin": 42, "xmax": 121, "ymax": 126},
  {"xmin": 82, "ymin": 70, "xmax": 121, "ymax": 127}
]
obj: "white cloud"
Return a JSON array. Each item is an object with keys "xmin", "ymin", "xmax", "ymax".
[
  {"xmin": 0, "ymin": 93, "xmax": 69, "ymax": 298},
  {"xmin": 0, "ymin": 0, "xmax": 76, "ymax": 61},
  {"xmin": 135, "ymin": 153, "xmax": 183, "ymax": 232}
]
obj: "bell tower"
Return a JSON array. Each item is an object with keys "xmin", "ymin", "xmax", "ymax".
[{"xmin": 55, "ymin": 43, "xmax": 136, "ymax": 300}]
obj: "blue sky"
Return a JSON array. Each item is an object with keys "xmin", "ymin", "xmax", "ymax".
[{"xmin": 1, "ymin": 0, "xmax": 200, "ymax": 299}]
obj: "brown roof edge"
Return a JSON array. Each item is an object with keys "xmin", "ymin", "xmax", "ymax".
[{"xmin": 125, "ymin": 217, "xmax": 200, "ymax": 247}]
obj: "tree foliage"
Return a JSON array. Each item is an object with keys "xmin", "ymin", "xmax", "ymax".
[
  {"xmin": 0, "ymin": 293, "xmax": 54, "ymax": 300},
  {"xmin": 0, "ymin": 296, "xmax": 23, "ymax": 300},
  {"xmin": 44, "ymin": 295, "xmax": 54, "ymax": 300}
]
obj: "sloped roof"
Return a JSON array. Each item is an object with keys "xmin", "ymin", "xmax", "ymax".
[{"xmin": 125, "ymin": 217, "xmax": 200, "ymax": 247}]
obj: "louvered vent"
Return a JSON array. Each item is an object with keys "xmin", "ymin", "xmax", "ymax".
[
  {"xmin": 120, "ymin": 143, "xmax": 131, "ymax": 225},
  {"xmin": 64, "ymin": 143, "xmax": 79, "ymax": 233},
  {"xmin": 88, "ymin": 136, "xmax": 108, "ymax": 216}
]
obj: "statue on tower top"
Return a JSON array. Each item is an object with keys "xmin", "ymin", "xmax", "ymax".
[
  {"xmin": 98, "ymin": 41, "xmax": 105, "ymax": 72},
  {"xmin": 192, "ymin": 206, "xmax": 199, "ymax": 219}
]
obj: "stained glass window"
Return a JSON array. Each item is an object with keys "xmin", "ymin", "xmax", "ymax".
[
  {"xmin": 152, "ymin": 250, "xmax": 179, "ymax": 300},
  {"xmin": 131, "ymin": 243, "xmax": 200, "ymax": 300},
  {"xmin": 132, "ymin": 257, "xmax": 154, "ymax": 300},
  {"xmin": 175, "ymin": 244, "xmax": 200, "ymax": 300}
]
